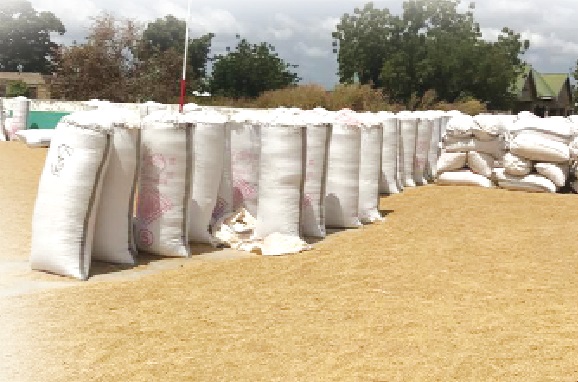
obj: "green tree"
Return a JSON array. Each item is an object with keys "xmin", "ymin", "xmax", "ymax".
[
  {"xmin": 334, "ymin": 0, "xmax": 529, "ymax": 109},
  {"xmin": 141, "ymin": 15, "xmax": 214, "ymax": 91},
  {"xmin": 210, "ymin": 38, "xmax": 300, "ymax": 98},
  {"xmin": 0, "ymin": 0, "xmax": 65, "ymax": 73},
  {"xmin": 6, "ymin": 80, "xmax": 29, "ymax": 97}
]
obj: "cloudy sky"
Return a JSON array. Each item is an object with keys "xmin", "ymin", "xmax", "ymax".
[{"xmin": 30, "ymin": 0, "xmax": 578, "ymax": 88}]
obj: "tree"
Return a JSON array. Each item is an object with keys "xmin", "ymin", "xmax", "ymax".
[
  {"xmin": 210, "ymin": 37, "xmax": 300, "ymax": 98},
  {"xmin": 0, "ymin": 0, "xmax": 65, "ymax": 73},
  {"xmin": 51, "ymin": 13, "xmax": 215, "ymax": 103},
  {"xmin": 333, "ymin": 0, "xmax": 529, "ymax": 109},
  {"xmin": 50, "ymin": 12, "xmax": 141, "ymax": 102},
  {"xmin": 141, "ymin": 15, "xmax": 214, "ymax": 92},
  {"xmin": 6, "ymin": 80, "xmax": 29, "ymax": 97}
]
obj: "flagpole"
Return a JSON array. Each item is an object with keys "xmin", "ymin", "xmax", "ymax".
[{"xmin": 179, "ymin": 0, "xmax": 191, "ymax": 113}]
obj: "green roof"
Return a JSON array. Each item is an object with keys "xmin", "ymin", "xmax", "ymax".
[
  {"xmin": 515, "ymin": 65, "xmax": 569, "ymax": 100},
  {"xmin": 540, "ymin": 73, "xmax": 568, "ymax": 98}
]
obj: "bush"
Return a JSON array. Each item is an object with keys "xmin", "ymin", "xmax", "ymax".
[
  {"xmin": 326, "ymin": 84, "xmax": 397, "ymax": 112},
  {"xmin": 7, "ymin": 80, "xmax": 30, "ymax": 97},
  {"xmin": 253, "ymin": 84, "xmax": 328, "ymax": 109}
]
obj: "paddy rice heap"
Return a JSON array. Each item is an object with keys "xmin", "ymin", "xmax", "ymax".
[{"xmin": 2, "ymin": 141, "xmax": 578, "ymax": 381}]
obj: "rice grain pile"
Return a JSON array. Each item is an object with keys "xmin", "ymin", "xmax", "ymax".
[{"xmin": 3, "ymin": 143, "xmax": 578, "ymax": 381}]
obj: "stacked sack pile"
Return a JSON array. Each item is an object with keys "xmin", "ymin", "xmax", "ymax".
[
  {"xmin": 435, "ymin": 112, "xmax": 508, "ymax": 187},
  {"xmin": 495, "ymin": 113, "xmax": 574, "ymax": 193}
]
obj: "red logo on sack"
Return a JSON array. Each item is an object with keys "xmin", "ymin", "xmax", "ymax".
[
  {"xmin": 137, "ymin": 188, "xmax": 173, "ymax": 225},
  {"xmin": 139, "ymin": 229, "xmax": 154, "ymax": 247},
  {"xmin": 233, "ymin": 179, "xmax": 256, "ymax": 207}
]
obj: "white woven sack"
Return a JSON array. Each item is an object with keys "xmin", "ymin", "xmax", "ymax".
[
  {"xmin": 569, "ymin": 136, "xmax": 578, "ymax": 159},
  {"xmin": 436, "ymin": 170, "xmax": 493, "ymax": 188},
  {"xmin": 445, "ymin": 114, "xmax": 475, "ymax": 138},
  {"xmin": 378, "ymin": 113, "xmax": 399, "ymax": 194},
  {"xmin": 325, "ymin": 117, "xmax": 362, "ymax": 228},
  {"xmin": 509, "ymin": 116, "xmax": 575, "ymax": 139},
  {"xmin": 510, "ymin": 133, "xmax": 570, "ymax": 163},
  {"xmin": 396, "ymin": 123, "xmax": 405, "ymax": 192},
  {"xmin": 212, "ymin": 124, "xmax": 233, "ymax": 226},
  {"xmin": 30, "ymin": 125, "xmax": 111, "ymax": 280},
  {"xmin": 414, "ymin": 115, "xmax": 432, "ymax": 185},
  {"xmin": 436, "ymin": 152, "xmax": 467, "ymax": 175},
  {"xmin": 535, "ymin": 162, "xmax": 569, "ymax": 188},
  {"xmin": 440, "ymin": 113, "xmax": 453, "ymax": 138},
  {"xmin": 185, "ymin": 110, "xmax": 227, "ymax": 244},
  {"xmin": 494, "ymin": 168, "xmax": 556, "ymax": 193},
  {"xmin": 253, "ymin": 124, "xmax": 304, "ymax": 239},
  {"xmin": 229, "ymin": 111, "xmax": 262, "ymax": 217},
  {"xmin": 443, "ymin": 136, "xmax": 505, "ymax": 158},
  {"xmin": 399, "ymin": 115, "xmax": 417, "ymax": 187},
  {"xmin": 509, "ymin": 129, "xmax": 571, "ymax": 144},
  {"xmin": 467, "ymin": 151, "xmax": 494, "ymax": 178},
  {"xmin": 135, "ymin": 111, "xmax": 191, "ymax": 257},
  {"xmin": 426, "ymin": 113, "xmax": 442, "ymax": 180},
  {"xmin": 359, "ymin": 122, "xmax": 383, "ymax": 223},
  {"xmin": 301, "ymin": 115, "xmax": 331, "ymax": 238},
  {"xmin": 472, "ymin": 114, "xmax": 510, "ymax": 141},
  {"xmin": 503, "ymin": 152, "xmax": 532, "ymax": 176},
  {"xmin": 84, "ymin": 109, "xmax": 141, "ymax": 265}
]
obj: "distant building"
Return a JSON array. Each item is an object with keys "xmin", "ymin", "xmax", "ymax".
[
  {"xmin": 0, "ymin": 72, "xmax": 51, "ymax": 99},
  {"xmin": 514, "ymin": 66, "xmax": 573, "ymax": 116}
]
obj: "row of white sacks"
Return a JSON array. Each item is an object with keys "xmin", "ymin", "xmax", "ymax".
[
  {"xmin": 29, "ymin": 106, "xmax": 449, "ymax": 280},
  {"xmin": 436, "ymin": 111, "xmax": 578, "ymax": 192}
]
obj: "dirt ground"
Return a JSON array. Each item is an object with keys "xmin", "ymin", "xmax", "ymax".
[{"xmin": 2, "ymin": 141, "xmax": 578, "ymax": 382}]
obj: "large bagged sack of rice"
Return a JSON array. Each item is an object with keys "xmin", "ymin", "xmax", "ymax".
[
  {"xmin": 398, "ymin": 113, "xmax": 417, "ymax": 187},
  {"xmin": 467, "ymin": 151, "xmax": 494, "ymax": 178},
  {"xmin": 509, "ymin": 133, "xmax": 570, "ymax": 163},
  {"xmin": 139, "ymin": 101, "xmax": 167, "ymax": 119},
  {"xmin": 534, "ymin": 162, "xmax": 569, "ymax": 188},
  {"xmin": 182, "ymin": 109, "xmax": 228, "ymax": 245},
  {"xmin": 228, "ymin": 109, "xmax": 263, "ymax": 217},
  {"xmin": 426, "ymin": 111, "xmax": 443, "ymax": 180},
  {"xmin": 63, "ymin": 109, "xmax": 142, "ymax": 266},
  {"xmin": 300, "ymin": 110, "xmax": 331, "ymax": 238},
  {"xmin": 436, "ymin": 152, "xmax": 467, "ymax": 175},
  {"xmin": 378, "ymin": 112, "xmax": 399, "ymax": 194},
  {"xmin": 503, "ymin": 152, "xmax": 532, "ymax": 176},
  {"xmin": 396, "ymin": 125, "xmax": 405, "ymax": 192},
  {"xmin": 493, "ymin": 168, "xmax": 556, "ymax": 193},
  {"xmin": 472, "ymin": 114, "xmax": 511, "ymax": 141},
  {"xmin": 30, "ymin": 120, "xmax": 111, "ymax": 280},
  {"xmin": 357, "ymin": 112, "xmax": 383, "ymax": 223},
  {"xmin": 445, "ymin": 113, "xmax": 475, "ymax": 138},
  {"xmin": 212, "ymin": 124, "xmax": 233, "ymax": 227},
  {"xmin": 436, "ymin": 170, "xmax": 493, "ymax": 188},
  {"xmin": 509, "ymin": 116, "xmax": 575, "ymax": 141},
  {"xmin": 443, "ymin": 136, "xmax": 506, "ymax": 159},
  {"xmin": 325, "ymin": 110, "xmax": 362, "ymax": 228},
  {"xmin": 253, "ymin": 117, "xmax": 304, "ymax": 239},
  {"xmin": 413, "ymin": 112, "xmax": 432, "ymax": 186},
  {"xmin": 135, "ymin": 111, "xmax": 192, "ymax": 257}
]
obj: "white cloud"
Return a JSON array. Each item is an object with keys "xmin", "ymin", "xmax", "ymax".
[
  {"xmin": 295, "ymin": 42, "xmax": 330, "ymax": 58},
  {"xmin": 188, "ymin": 8, "xmax": 245, "ymax": 35},
  {"xmin": 267, "ymin": 27, "xmax": 294, "ymax": 40}
]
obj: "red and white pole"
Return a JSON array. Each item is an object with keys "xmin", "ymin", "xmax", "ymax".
[{"xmin": 179, "ymin": 0, "xmax": 192, "ymax": 113}]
